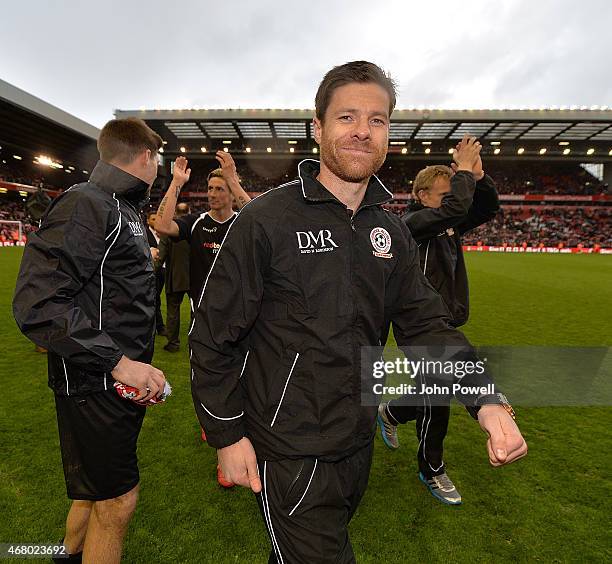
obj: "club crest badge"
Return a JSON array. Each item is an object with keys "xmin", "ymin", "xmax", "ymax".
[{"xmin": 370, "ymin": 227, "xmax": 393, "ymax": 259}]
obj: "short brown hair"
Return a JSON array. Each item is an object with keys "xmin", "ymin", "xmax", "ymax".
[
  {"xmin": 412, "ymin": 165, "xmax": 453, "ymax": 201},
  {"xmin": 207, "ymin": 168, "xmax": 241, "ymax": 183},
  {"xmin": 98, "ymin": 118, "xmax": 163, "ymax": 164},
  {"xmin": 315, "ymin": 60, "xmax": 397, "ymax": 122}
]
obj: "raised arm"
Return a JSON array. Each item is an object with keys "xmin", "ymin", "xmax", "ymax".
[
  {"xmin": 403, "ymin": 136, "xmax": 481, "ymax": 243},
  {"xmin": 215, "ymin": 151, "xmax": 252, "ymax": 209},
  {"xmin": 155, "ymin": 156, "xmax": 191, "ymax": 237}
]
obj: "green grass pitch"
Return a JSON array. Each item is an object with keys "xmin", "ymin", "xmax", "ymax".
[{"xmin": 1, "ymin": 248, "xmax": 610, "ymax": 563}]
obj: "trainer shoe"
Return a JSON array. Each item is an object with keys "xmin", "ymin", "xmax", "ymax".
[
  {"xmin": 217, "ymin": 465, "xmax": 235, "ymax": 488},
  {"xmin": 419, "ymin": 472, "xmax": 462, "ymax": 505},
  {"xmin": 377, "ymin": 403, "xmax": 399, "ymax": 449}
]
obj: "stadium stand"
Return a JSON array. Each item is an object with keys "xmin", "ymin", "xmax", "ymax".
[{"xmin": 1, "ymin": 89, "xmax": 611, "ymax": 251}]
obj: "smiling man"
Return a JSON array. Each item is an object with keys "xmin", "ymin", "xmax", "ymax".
[{"xmin": 189, "ymin": 61, "xmax": 527, "ymax": 563}]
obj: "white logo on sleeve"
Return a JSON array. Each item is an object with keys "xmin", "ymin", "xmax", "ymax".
[
  {"xmin": 296, "ymin": 230, "xmax": 338, "ymax": 254},
  {"xmin": 370, "ymin": 227, "xmax": 393, "ymax": 258},
  {"xmin": 128, "ymin": 221, "xmax": 144, "ymax": 237}
]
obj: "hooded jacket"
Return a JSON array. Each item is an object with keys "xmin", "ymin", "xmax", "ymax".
[
  {"xmin": 13, "ymin": 160, "xmax": 156, "ymax": 396},
  {"xmin": 403, "ymin": 171, "xmax": 499, "ymax": 327},
  {"xmin": 190, "ymin": 160, "xmax": 495, "ymax": 462}
]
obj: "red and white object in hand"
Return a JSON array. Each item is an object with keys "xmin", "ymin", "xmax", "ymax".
[{"xmin": 114, "ymin": 381, "xmax": 172, "ymax": 406}]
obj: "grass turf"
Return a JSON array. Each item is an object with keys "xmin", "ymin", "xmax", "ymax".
[{"xmin": 1, "ymin": 248, "xmax": 610, "ymax": 563}]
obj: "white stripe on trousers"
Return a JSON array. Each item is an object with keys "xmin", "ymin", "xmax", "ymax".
[{"xmin": 262, "ymin": 461, "xmax": 284, "ymax": 563}]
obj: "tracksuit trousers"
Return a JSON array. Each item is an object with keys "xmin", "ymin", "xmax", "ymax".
[
  {"xmin": 385, "ymin": 400, "xmax": 450, "ymax": 479},
  {"xmin": 255, "ymin": 441, "xmax": 373, "ymax": 564}
]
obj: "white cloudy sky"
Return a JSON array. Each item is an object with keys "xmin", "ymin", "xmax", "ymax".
[{"xmin": 2, "ymin": 0, "xmax": 611, "ymax": 127}]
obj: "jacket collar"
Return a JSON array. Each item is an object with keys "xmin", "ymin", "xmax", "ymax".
[
  {"xmin": 89, "ymin": 160, "xmax": 150, "ymax": 209},
  {"xmin": 408, "ymin": 199, "xmax": 424, "ymax": 212},
  {"xmin": 297, "ymin": 159, "xmax": 393, "ymax": 208}
]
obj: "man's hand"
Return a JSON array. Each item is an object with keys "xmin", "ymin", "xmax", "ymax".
[
  {"xmin": 150, "ymin": 247, "xmax": 159, "ymax": 261},
  {"xmin": 172, "ymin": 156, "xmax": 191, "ymax": 186},
  {"xmin": 217, "ymin": 437, "xmax": 262, "ymax": 493},
  {"xmin": 452, "ymin": 135, "xmax": 481, "ymax": 173},
  {"xmin": 215, "ymin": 151, "xmax": 239, "ymax": 185},
  {"xmin": 478, "ymin": 405, "xmax": 528, "ymax": 466},
  {"xmin": 472, "ymin": 153, "xmax": 485, "ymax": 181},
  {"xmin": 451, "ymin": 154, "xmax": 484, "ymax": 180},
  {"xmin": 111, "ymin": 356, "xmax": 167, "ymax": 403}
]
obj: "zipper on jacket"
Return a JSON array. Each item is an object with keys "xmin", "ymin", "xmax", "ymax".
[
  {"xmin": 347, "ymin": 208, "xmax": 356, "ymax": 231},
  {"xmin": 346, "ymin": 207, "xmax": 359, "ymax": 451}
]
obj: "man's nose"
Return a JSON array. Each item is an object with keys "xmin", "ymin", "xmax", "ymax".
[{"xmin": 352, "ymin": 116, "xmax": 372, "ymax": 141}]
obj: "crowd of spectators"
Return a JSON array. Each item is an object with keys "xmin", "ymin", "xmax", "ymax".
[
  {"xmin": 178, "ymin": 159, "xmax": 608, "ymax": 198},
  {"xmin": 0, "ymin": 159, "xmax": 51, "ymax": 190},
  {"xmin": 0, "ymin": 197, "xmax": 37, "ymax": 243},
  {"xmin": 462, "ymin": 207, "xmax": 611, "ymax": 248},
  {"xmin": 2, "ymin": 158, "xmax": 610, "ymax": 248}
]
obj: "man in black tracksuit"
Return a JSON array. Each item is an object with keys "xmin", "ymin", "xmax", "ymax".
[
  {"xmin": 378, "ymin": 154, "xmax": 500, "ymax": 505},
  {"xmin": 13, "ymin": 118, "xmax": 167, "ymax": 564},
  {"xmin": 190, "ymin": 61, "xmax": 526, "ymax": 563}
]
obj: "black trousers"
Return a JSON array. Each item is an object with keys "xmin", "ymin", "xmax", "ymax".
[
  {"xmin": 165, "ymin": 291, "xmax": 187, "ymax": 347},
  {"xmin": 256, "ymin": 441, "xmax": 373, "ymax": 564},
  {"xmin": 386, "ymin": 400, "xmax": 450, "ymax": 479}
]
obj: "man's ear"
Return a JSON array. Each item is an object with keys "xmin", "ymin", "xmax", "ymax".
[
  {"xmin": 313, "ymin": 118, "xmax": 322, "ymax": 145},
  {"xmin": 136, "ymin": 149, "xmax": 152, "ymax": 169}
]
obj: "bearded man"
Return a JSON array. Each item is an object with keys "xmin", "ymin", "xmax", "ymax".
[{"xmin": 189, "ymin": 61, "xmax": 527, "ymax": 563}]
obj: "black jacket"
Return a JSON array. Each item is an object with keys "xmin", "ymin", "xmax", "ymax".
[
  {"xmin": 190, "ymin": 160, "xmax": 495, "ymax": 462},
  {"xmin": 158, "ymin": 235, "xmax": 190, "ymax": 294},
  {"xmin": 13, "ymin": 160, "xmax": 156, "ymax": 396},
  {"xmin": 403, "ymin": 172, "xmax": 499, "ymax": 327}
]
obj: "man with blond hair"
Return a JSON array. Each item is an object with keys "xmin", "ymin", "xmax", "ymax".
[{"xmin": 378, "ymin": 139, "xmax": 500, "ymax": 505}]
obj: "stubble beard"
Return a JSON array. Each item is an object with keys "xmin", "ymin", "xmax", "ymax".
[{"xmin": 319, "ymin": 135, "xmax": 387, "ymax": 184}]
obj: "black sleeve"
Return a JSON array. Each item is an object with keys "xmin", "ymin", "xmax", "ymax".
[
  {"xmin": 146, "ymin": 225, "xmax": 158, "ymax": 247},
  {"xmin": 385, "ymin": 219, "xmax": 494, "ymax": 409},
  {"xmin": 157, "ymin": 235, "xmax": 169, "ymax": 266},
  {"xmin": 12, "ymin": 190, "xmax": 124, "ymax": 371},
  {"xmin": 457, "ymin": 174, "xmax": 500, "ymax": 235},
  {"xmin": 173, "ymin": 213, "xmax": 199, "ymax": 243},
  {"xmin": 189, "ymin": 206, "xmax": 270, "ymax": 449},
  {"xmin": 403, "ymin": 171, "xmax": 475, "ymax": 244}
]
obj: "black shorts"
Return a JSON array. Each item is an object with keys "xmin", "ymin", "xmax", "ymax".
[{"xmin": 54, "ymin": 389, "xmax": 146, "ymax": 501}]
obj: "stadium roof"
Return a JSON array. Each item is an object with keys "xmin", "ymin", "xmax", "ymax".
[
  {"xmin": 116, "ymin": 108, "xmax": 612, "ymax": 161},
  {"xmin": 0, "ymin": 79, "xmax": 99, "ymax": 173}
]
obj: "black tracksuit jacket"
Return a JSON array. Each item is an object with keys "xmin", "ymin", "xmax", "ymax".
[
  {"xmin": 13, "ymin": 161, "xmax": 156, "ymax": 396},
  {"xmin": 190, "ymin": 160, "xmax": 495, "ymax": 462},
  {"xmin": 403, "ymin": 171, "xmax": 500, "ymax": 327}
]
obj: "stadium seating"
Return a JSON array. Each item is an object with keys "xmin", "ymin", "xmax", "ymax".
[{"xmin": 1, "ymin": 159, "xmax": 610, "ymax": 249}]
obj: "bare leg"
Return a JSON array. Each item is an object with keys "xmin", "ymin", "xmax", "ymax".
[
  {"xmin": 82, "ymin": 485, "xmax": 139, "ymax": 564},
  {"xmin": 63, "ymin": 500, "xmax": 93, "ymax": 554}
]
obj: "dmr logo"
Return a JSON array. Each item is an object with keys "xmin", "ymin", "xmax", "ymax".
[
  {"xmin": 296, "ymin": 230, "xmax": 338, "ymax": 254},
  {"xmin": 128, "ymin": 221, "xmax": 144, "ymax": 237}
]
